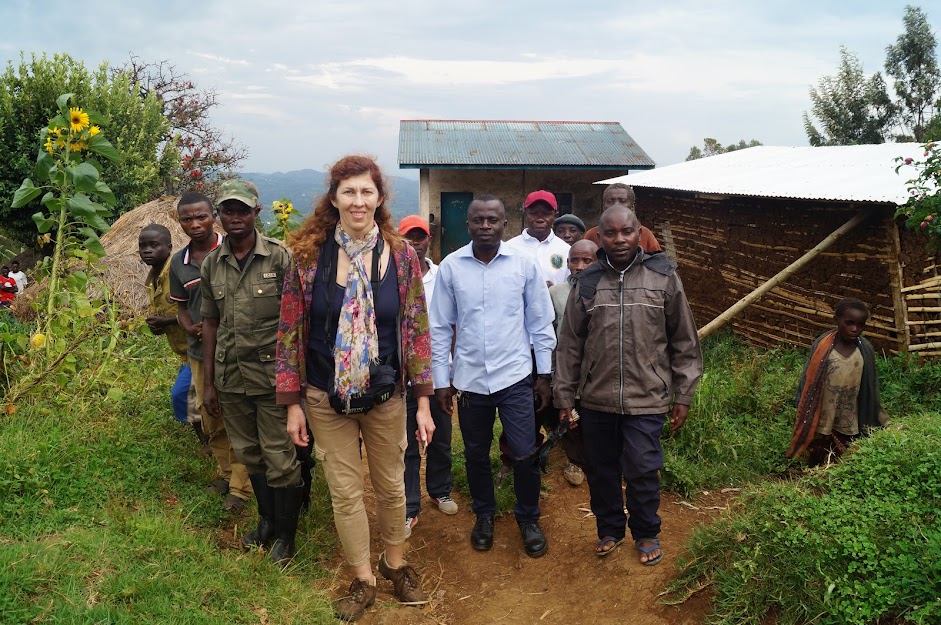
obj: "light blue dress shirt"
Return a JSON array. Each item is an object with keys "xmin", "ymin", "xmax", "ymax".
[{"xmin": 430, "ymin": 241, "xmax": 556, "ymax": 394}]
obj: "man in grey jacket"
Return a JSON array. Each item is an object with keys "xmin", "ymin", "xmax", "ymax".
[{"xmin": 554, "ymin": 205, "xmax": 702, "ymax": 565}]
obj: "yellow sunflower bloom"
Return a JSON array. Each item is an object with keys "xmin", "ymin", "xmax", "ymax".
[
  {"xmin": 89, "ymin": 125, "xmax": 100, "ymax": 137},
  {"xmin": 44, "ymin": 137, "xmax": 55, "ymax": 154},
  {"xmin": 69, "ymin": 107, "xmax": 90, "ymax": 132},
  {"xmin": 69, "ymin": 141, "xmax": 88, "ymax": 152},
  {"xmin": 47, "ymin": 126, "xmax": 59, "ymax": 135}
]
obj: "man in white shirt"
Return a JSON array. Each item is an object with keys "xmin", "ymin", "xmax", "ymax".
[
  {"xmin": 398, "ymin": 215, "xmax": 456, "ymax": 538},
  {"xmin": 505, "ymin": 190, "xmax": 571, "ymax": 287},
  {"xmin": 9, "ymin": 260, "xmax": 27, "ymax": 294}
]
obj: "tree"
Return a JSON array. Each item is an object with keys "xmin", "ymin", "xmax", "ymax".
[
  {"xmin": 0, "ymin": 53, "xmax": 175, "ymax": 247},
  {"xmin": 803, "ymin": 46, "xmax": 896, "ymax": 146},
  {"xmin": 686, "ymin": 138, "xmax": 762, "ymax": 161},
  {"xmin": 885, "ymin": 5, "xmax": 941, "ymax": 142},
  {"xmin": 116, "ymin": 57, "xmax": 247, "ymax": 195}
]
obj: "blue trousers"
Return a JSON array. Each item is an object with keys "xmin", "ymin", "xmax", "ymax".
[
  {"xmin": 457, "ymin": 376, "xmax": 541, "ymax": 523},
  {"xmin": 580, "ymin": 409, "xmax": 665, "ymax": 541},
  {"xmin": 405, "ymin": 386, "xmax": 454, "ymax": 517},
  {"xmin": 171, "ymin": 363, "xmax": 191, "ymax": 424}
]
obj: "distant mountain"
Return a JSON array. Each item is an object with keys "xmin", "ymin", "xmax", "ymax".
[{"xmin": 241, "ymin": 169, "xmax": 419, "ymax": 225}]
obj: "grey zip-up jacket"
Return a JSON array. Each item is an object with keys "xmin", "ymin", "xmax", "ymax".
[{"xmin": 553, "ymin": 249, "xmax": 703, "ymax": 415}]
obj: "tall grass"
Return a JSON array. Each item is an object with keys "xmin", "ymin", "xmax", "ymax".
[
  {"xmin": 664, "ymin": 412, "xmax": 941, "ymax": 625},
  {"xmin": 0, "ymin": 333, "xmax": 338, "ymax": 623}
]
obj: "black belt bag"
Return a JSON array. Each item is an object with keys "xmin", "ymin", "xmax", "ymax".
[{"xmin": 326, "ymin": 357, "xmax": 397, "ymax": 415}]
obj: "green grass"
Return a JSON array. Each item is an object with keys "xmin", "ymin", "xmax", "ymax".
[
  {"xmin": 0, "ymin": 333, "xmax": 338, "ymax": 624},
  {"xmin": 664, "ymin": 411, "xmax": 941, "ymax": 625}
]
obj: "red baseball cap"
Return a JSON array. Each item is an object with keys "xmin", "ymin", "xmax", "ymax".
[
  {"xmin": 524, "ymin": 190, "xmax": 558, "ymax": 211},
  {"xmin": 397, "ymin": 215, "xmax": 431, "ymax": 236}
]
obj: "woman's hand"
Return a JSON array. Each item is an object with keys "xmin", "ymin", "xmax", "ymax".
[
  {"xmin": 287, "ymin": 404, "xmax": 310, "ymax": 447},
  {"xmin": 415, "ymin": 395, "xmax": 435, "ymax": 453}
]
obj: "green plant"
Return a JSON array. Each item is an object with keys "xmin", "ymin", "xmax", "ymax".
[
  {"xmin": 265, "ymin": 197, "xmax": 301, "ymax": 241},
  {"xmin": 0, "ymin": 53, "xmax": 174, "ymax": 248},
  {"xmin": 663, "ymin": 412, "xmax": 941, "ymax": 625},
  {"xmin": 895, "ymin": 142, "xmax": 941, "ymax": 245}
]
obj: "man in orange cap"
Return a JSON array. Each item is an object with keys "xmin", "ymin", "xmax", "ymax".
[{"xmin": 397, "ymin": 215, "xmax": 457, "ymax": 537}]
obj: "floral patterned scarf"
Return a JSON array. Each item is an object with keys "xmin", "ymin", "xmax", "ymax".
[{"xmin": 333, "ymin": 223, "xmax": 380, "ymax": 405}]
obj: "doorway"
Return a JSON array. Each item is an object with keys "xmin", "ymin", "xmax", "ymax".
[{"xmin": 440, "ymin": 192, "xmax": 473, "ymax": 258}]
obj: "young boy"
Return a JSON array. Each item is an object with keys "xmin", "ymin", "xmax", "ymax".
[
  {"xmin": 786, "ymin": 298, "xmax": 890, "ymax": 466},
  {"xmin": 138, "ymin": 224, "xmax": 191, "ymax": 424},
  {"xmin": 9, "ymin": 260, "xmax": 27, "ymax": 294}
]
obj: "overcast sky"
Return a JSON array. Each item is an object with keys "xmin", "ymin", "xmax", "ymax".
[{"xmin": 0, "ymin": 0, "xmax": 926, "ymax": 178}]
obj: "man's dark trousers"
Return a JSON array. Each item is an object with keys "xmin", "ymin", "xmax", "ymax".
[
  {"xmin": 405, "ymin": 386, "xmax": 453, "ymax": 517},
  {"xmin": 580, "ymin": 409, "xmax": 665, "ymax": 541},
  {"xmin": 458, "ymin": 375, "xmax": 541, "ymax": 522}
]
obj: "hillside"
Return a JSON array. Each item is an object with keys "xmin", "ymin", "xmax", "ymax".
[{"xmin": 241, "ymin": 169, "xmax": 419, "ymax": 224}]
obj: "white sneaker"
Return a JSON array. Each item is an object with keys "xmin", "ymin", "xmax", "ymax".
[
  {"xmin": 432, "ymin": 495, "xmax": 459, "ymax": 515},
  {"xmin": 404, "ymin": 515, "xmax": 418, "ymax": 538}
]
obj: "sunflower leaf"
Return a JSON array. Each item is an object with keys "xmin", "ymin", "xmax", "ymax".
[
  {"xmin": 32, "ymin": 212, "xmax": 56, "ymax": 234},
  {"xmin": 56, "ymin": 93, "xmax": 74, "ymax": 114},
  {"xmin": 87, "ymin": 135, "xmax": 121, "ymax": 163},
  {"xmin": 70, "ymin": 162, "xmax": 100, "ymax": 193},
  {"xmin": 12, "ymin": 179, "xmax": 43, "ymax": 208}
]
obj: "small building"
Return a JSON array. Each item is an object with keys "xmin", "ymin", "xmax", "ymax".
[
  {"xmin": 398, "ymin": 120, "xmax": 654, "ymax": 259},
  {"xmin": 599, "ymin": 144, "xmax": 938, "ymax": 355}
]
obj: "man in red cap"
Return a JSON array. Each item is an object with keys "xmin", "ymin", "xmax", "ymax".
[
  {"xmin": 397, "ymin": 215, "xmax": 457, "ymax": 537},
  {"xmin": 506, "ymin": 190, "xmax": 572, "ymax": 287}
]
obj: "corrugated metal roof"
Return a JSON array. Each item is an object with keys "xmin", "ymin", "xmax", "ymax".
[
  {"xmin": 398, "ymin": 120, "xmax": 655, "ymax": 169},
  {"xmin": 597, "ymin": 144, "xmax": 927, "ymax": 205}
]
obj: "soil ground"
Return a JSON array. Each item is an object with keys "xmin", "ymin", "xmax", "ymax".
[{"xmin": 311, "ymin": 442, "xmax": 731, "ymax": 625}]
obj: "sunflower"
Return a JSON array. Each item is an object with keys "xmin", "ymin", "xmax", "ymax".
[
  {"xmin": 69, "ymin": 140, "xmax": 88, "ymax": 152},
  {"xmin": 88, "ymin": 125, "xmax": 100, "ymax": 137},
  {"xmin": 44, "ymin": 137, "xmax": 55, "ymax": 154},
  {"xmin": 69, "ymin": 107, "xmax": 89, "ymax": 132},
  {"xmin": 47, "ymin": 126, "xmax": 59, "ymax": 135}
]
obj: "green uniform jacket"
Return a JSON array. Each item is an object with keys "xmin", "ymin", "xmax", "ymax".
[{"xmin": 200, "ymin": 231, "xmax": 290, "ymax": 395}]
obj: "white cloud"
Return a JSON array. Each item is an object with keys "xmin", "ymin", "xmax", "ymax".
[{"xmin": 190, "ymin": 52, "xmax": 251, "ymax": 67}]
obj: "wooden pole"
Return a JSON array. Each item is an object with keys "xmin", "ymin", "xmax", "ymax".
[{"xmin": 698, "ymin": 208, "xmax": 876, "ymax": 340}]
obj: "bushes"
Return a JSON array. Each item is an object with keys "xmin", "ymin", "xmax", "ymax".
[
  {"xmin": 664, "ymin": 412, "xmax": 941, "ymax": 625},
  {"xmin": 663, "ymin": 333, "xmax": 804, "ymax": 495}
]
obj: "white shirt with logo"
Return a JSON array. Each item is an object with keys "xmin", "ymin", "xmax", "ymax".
[{"xmin": 505, "ymin": 229, "xmax": 570, "ymax": 286}]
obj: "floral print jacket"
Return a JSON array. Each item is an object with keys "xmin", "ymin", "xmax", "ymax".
[{"xmin": 276, "ymin": 239, "xmax": 434, "ymax": 405}]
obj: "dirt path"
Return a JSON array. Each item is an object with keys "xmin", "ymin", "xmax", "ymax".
[{"xmin": 312, "ymin": 447, "xmax": 730, "ymax": 625}]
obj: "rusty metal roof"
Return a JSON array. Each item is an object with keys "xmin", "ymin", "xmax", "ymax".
[
  {"xmin": 597, "ymin": 144, "xmax": 926, "ymax": 205},
  {"xmin": 398, "ymin": 120, "xmax": 655, "ymax": 170}
]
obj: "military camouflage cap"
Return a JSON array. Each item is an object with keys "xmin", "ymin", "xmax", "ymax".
[{"xmin": 216, "ymin": 179, "xmax": 260, "ymax": 208}]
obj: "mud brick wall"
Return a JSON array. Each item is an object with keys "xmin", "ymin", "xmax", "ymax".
[{"xmin": 634, "ymin": 188, "xmax": 906, "ymax": 353}]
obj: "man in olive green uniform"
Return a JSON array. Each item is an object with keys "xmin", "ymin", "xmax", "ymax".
[{"xmin": 200, "ymin": 179, "xmax": 303, "ymax": 567}]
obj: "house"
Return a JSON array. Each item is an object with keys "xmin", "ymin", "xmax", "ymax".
[
  {"xmin": 398, "ymin": 120, "xmax": 654, "ymax": 259},
  {"xmin": 598, "ymin": 143, "xmax": 938, "ymax": 355}
]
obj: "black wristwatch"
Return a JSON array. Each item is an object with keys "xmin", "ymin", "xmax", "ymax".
[{"xmin": 536, "ymin": 373, "xmax": 552, "ymax": 380}]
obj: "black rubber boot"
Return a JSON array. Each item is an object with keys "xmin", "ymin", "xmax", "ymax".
[
  {"xmin": 242, "ymin": 473, "xmax": 276, "ymax": 550},
  {"xmin": 269, "ymin": 481, "xmax": 304, "ymax": 568}
]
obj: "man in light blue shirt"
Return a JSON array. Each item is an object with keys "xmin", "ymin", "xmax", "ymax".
[{"xmin": 430, "ymin": 194, "xmax": 556, "ymax": 558}]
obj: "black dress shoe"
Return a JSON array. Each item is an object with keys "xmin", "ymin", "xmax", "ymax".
[
  {"xmin": 471, "ymin": 515, "xmax": 494, "ymax": 551},
  {"xmin": 518, "ymin": 520, "xmax": 548, "ymax": 558}
]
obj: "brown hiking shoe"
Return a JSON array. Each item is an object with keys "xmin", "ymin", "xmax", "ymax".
[
  {"xmin": 378, "ymin": 552, "xmax": 427, "ymax": 604},
  {"xmin": 334, "ymin": 578, "xmax": 376, "ymax": 622}
]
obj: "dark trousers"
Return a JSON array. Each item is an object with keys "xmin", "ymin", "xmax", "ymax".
[
  {"xmin": 458, "ymin": 376, "xmax": 541, "ymax": 522},
  {"xmin": 580, "ymin": 409, "xmax": 665, "ymax": 541},
  {"xmin": 405, "ymin": 386, "xmax": 454, "ymax": 516}
]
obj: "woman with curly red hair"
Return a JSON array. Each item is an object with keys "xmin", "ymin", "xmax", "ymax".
[{"xmin": 276, "ymin": 155, "xmax": 435, "ymax": 621}]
